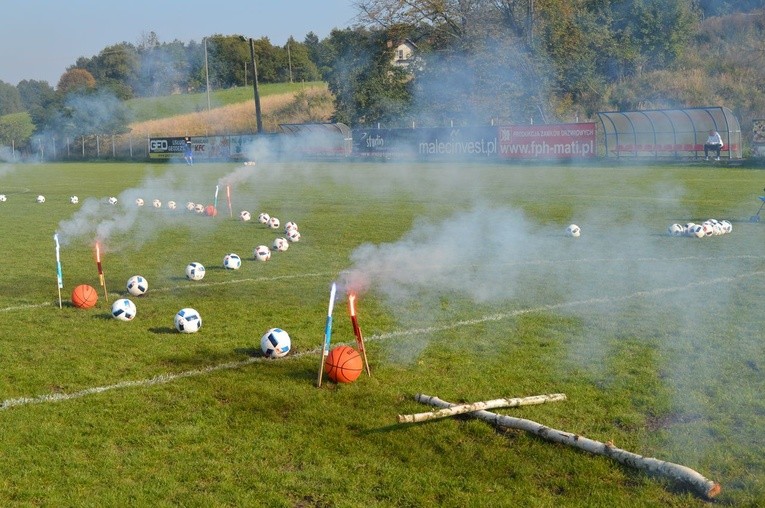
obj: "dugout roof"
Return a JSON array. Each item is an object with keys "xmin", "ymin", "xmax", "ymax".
[{"xmin": 597, "ymin": 106, "xmax": 742, "ymax": 159}]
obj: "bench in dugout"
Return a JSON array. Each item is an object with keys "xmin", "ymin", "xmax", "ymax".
[{"xmin": 612, "ymin": 143, "xmax": 734, "ymax": 158}]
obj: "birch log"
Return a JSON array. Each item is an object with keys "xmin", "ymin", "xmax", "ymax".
[
  {"xmin": 414, "ymin": 393, "xmax": 721, "ymax": 500},
  {"xmin": 397, "ymin": 393, "xmax": 567, "ymax": 423}
]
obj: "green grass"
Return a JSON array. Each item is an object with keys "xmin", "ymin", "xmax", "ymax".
[
  {"xmin": 0, "ymin": 161, "xmax": 764, "ymax": 506},
  {"xmin": 124, "ymin": 81, "xmax": 327, "ymax": 123}
]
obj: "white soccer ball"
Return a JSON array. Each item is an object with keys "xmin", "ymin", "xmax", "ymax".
[
  {"xmin": 152, "ymin": 199, "xmax": 162, "ymax": 208},
  {"xmin": 186, "ymin": 201, "xmax": 196, "ymax": 212},
  {"xmin": 136, "ymin": 198, "xmax": 145, "ymax": 207},
  {"xmin": 108, "ymin": 196, "xmax": 118, "ymax": 205},
  {"xmin": 167, "ymin": 200, "xmax": 177, "ymax": 210},
  {"xmin": 267, "ymin": 216, "xmax": 281, "ymax": 230},
  {"xmin": 260, "ymin": 328, "xmax": 291, "ymax": 358},
  {"xmin": 286, "ymin": 229, "xmax": 301, "ymax": 243},
  {"xmin": 254, "ymin": 245, "xmax": 271, "ymax": 262},
  {"xmin": 111, "ymin": 298, "xmax": 137, "ymax": 321},
  {"xmin": 0, "ymin": 194, "xmax": 6, "ymax": 202},
  {"xmin": 70, "ymin": 196, "xmax": 79, "ymax": 204},
  {"xmin": 126, "ymin": 275, "xmax": 148, "ymax": 297},
  {"xmin": 223, "ymin": 253, "xmax": 242, "ymax": 270},
  {"xmin": 284, "ymin": 221, "xmax": 298, "ymax": 233},
  {"xmin": 239, "ymin": 210, "xmax": 252, "ymax": 222},
  {"xmin": 185, "ymin": 262, "xmax": 206, "ymax": 280},
  {"xmin": 36, "ymin": 195, "xmax": 46, "ymax": 203},
  {"xmin": 691, "ymin": 225, "xmax": 705, "ymax": 238},
  {"xmin": 701, "ymin": 222, "xmax": 714, "ymax": 237},
  {"xmin": 175, "ymin": 308, "xmax": 202, "ymax": 333},
  {"xmin": 668, "ymin": 223, "xmax": 684, "ymax": 237},
  {"xmin": 565, "ymin": 224, "xmax": 581, "ymax": 237},
  {"xmin": 683, "ymin": 223, "xmax": 696, "ymax": 236},
  {"xmin": 272, "ymin": 237, "xmax": 289, "ymax": 252},
  {"xmin": 720, "ymin": 220, "xmax": 732, "ymax": 234},
  {"xmin": 194, "ymin": 203, "xmax": 205, "ymax": 214},
  {"xmin": 257, "ymin": 212, "xmax": 270, "ymax": 224}
]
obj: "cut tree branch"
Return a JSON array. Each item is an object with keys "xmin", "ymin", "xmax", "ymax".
[
  {"xmin": 397, "ymin": 393, "xmax": 566, "ymax": 423},
  {"xmin": 413, "ymin": 393, "xmax": 721, "ymax": 500}
]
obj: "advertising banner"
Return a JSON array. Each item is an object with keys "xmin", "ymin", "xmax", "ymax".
[
  {"xmin": 353, "ymin": 127, "xmax": 498, "ymax": 159},
  {"xmin": 498, "ymin": 123, "xmax": 596, "ymax": 159}
]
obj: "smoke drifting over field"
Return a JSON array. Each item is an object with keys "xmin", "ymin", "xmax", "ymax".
[{"xmin": 55, "ymin": 167, "xmax": 218, "ymax": 249}]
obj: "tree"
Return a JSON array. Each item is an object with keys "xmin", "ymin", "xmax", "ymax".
[
  {"xmin": 323, "ymin": 28, "xmax": 412, "ymax": 126},
  {"xmin": 16, "ymin": 80, "xmax": 56, "ymax": 131},
  {"xmin": 57, "ymin": 68, "xmax": 96, "ymax": 95},
  {"xmin": 0, "ymin": 112, "xmax": 35, "ymax": 148},
  {"xmin": 78, "ymin": 43, "xmax": 139, "ymax": 99},
  {"xmin": 0, "ymin": 80, "xmax": 23, "ymax": 116}
]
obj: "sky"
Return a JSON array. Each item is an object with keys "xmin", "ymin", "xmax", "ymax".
[{"xmin": 0, "ymin": 0, "xmax": 358, "ymax": 86}]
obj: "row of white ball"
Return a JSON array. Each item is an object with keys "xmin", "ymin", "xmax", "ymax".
[
  {"xmin": 118, "ymin": 285, "xmax": 291, "ymax": 355},
  {"xmin": 668, "ymin": 219, "xmax": 732, "ymax": 238}
]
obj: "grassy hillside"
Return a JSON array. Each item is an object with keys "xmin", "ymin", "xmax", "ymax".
[
  {"xmin": 126, "ymin": 82, "xmax": 335, "ymax": 136},
  {"xmin": 125, "ymin": 82, "xmax": 328, "ymax": 123}
]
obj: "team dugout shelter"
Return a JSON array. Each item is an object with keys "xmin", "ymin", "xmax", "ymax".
[{"xmin": 598, "ymin": 106, "xmax": 742, "ymax": 160}]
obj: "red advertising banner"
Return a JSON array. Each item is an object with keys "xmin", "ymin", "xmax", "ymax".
[{"xmin": 498, "ymin": 123, "xmax": 596, "ymax": 159}]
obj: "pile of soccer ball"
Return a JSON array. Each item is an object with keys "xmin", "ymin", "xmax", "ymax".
[{"xmin": 668, "ymin": 219, "xmax": 733, "ymax": 238}]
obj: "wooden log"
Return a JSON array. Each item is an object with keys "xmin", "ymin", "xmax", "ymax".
[
  {"xmin": 414, "ymin": 393, "xmax": 721, "ymax": 500},
  {"xmin": 397, "ymin": 393, "xmax": 567, "ymax": 423}
]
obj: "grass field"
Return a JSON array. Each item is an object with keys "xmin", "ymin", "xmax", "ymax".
[{"xmin": 0, "ymin": 160, "xmax": 764, "ymax": 506}]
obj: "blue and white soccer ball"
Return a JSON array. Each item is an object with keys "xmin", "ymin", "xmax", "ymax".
[
  {"xmin": 668, "ymin": 223, "xmax": 684, "ymax": 237},
  {"xmin": 223, "ymin": 253, "xmax": 242, "ymax": 270},
  {"xmin": 691, "ymin": 225, "xmax": 705, "ymax": 238},
  {"xmin": 254, "ymin": 245, "xmax": 271, "ymax": 262},
  {"xmin": 260, "ymin": 328, "xmax": 291, "ymax": 358},
  {"xmin": 175, "ymin": 308, "xmax": 202, "ymax": 333},
  {"xmin": 136, "ymin": 198, "xmax": 145, "ymax": 206},
  {"xmin": 565, "ymin": 224, "xmax": 581, "ymax": 237},
  {"xmin": 720, "ymin": 220, "xmax": 732, "ymax": 234},
  {"xmin": 272, "ymin": 237, "xmax": 289, "ymax": 252},
  {"xmin": 239, "ymin": 210, "xmax": 252, "ymax": 222},
  {"xmin": 108, "ymin": 196, "xmax": 118, "ymax": 205},
  {"xmin": 126, "ymin": 275, "xmax": 148, "ymax": 297},
  {"xmin": 111, "ymin": 298, "xmax": 137, "ymax": 321},
  {"xmin": 185, "ymin": 262, "xmax": 206, "ymax": 280},
  {"xmin": 286, "ymin": 229, "xmax": 301, "ymax": 243},
  {"xmin": 258, "ymin": 212, "xmax": 270, "ymax": 224},
  {"xmin": 36, "ymin": 195, "xmax": 46, "ymax": 203},
  {"xmin": 70, "ymin": 196, "xmax": 79, "ymax": 204}
]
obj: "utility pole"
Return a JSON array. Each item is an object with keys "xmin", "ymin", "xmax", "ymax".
[{"xmin": 248, "ymin": 38, "xmax": 263, "ymax": 133}]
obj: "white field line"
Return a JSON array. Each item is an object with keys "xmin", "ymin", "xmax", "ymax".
[
  {"xmin": 2, "ymin": 254, "xmax": 764, "ymax": 314},
  {"xmin": 2, "ymin": 269, "xmax": 764, "ymax": 412}
]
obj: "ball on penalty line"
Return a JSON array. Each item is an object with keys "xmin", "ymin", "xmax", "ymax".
[{"xmin": 260, "ymin": 328, "xmax": 291, "ymax": 358}]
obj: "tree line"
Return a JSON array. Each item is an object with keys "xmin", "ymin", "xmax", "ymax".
[{"xmin": 1, "ymin": 0, "xmax": 764, "ymax": 154}]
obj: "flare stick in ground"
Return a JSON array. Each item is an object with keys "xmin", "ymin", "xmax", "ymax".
[
  {"xmin": 413, "ymin": 393, "xmax": 721, "ymax": 500},
  {"xmin": 397, "ymin": 394, "xmax": 566, "ymax": 423},
  {"xmin": 226, "ymin": 185, "xmax": 233, "ymax": 218},
  {"xmin": 95, "ymin": 241, "xmax": 108, "ymax": 302},
  {"xmin": 53, "ymin": 234, "xmax": 63, "ymax": 308},
  {"xmin": 213, "ymin": 185, "xmax": 219, "ymax": 214},
  {"xmin": 317, "ymin": 282, "xmax": 337, "ymax": 387},
  {"xmin": 348, "ymin": 292, "xmax": 371, "ymax": 376}
]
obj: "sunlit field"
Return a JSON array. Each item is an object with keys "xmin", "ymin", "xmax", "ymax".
[{"xmin": 0, "ymin": 160, "xmax": 763, "ymax": 506}]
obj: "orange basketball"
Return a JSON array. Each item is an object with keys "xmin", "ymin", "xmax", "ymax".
[
  {"xmin": 71, "ymin": 284, "xmax": 98, "ymax": 309},
  {"xmin": 325, "ymin": 345, "xmax": 363, "ymax": 383},
  {"xmin": 205, "ymin": 205, "xmax": 217, "ymax": 217}
]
